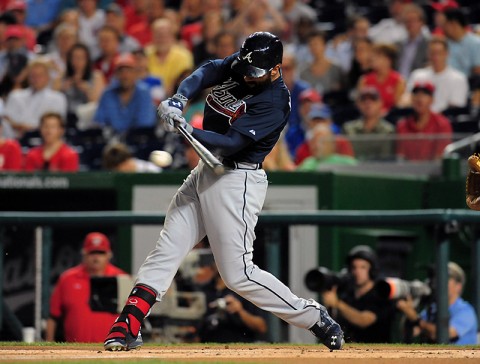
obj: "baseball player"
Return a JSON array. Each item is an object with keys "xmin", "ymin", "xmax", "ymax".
[{"xmin": 104, "ymin": 32, "xmax": 344, "ymax": 351}]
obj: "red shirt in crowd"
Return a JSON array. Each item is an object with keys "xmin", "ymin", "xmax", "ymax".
[
  {"xmin": 128, "ymin": 22, "xmax": 152, "ymax": 47},
  {"xmin": 49, "ymin": 263, "xmax": 128, "ymax": 343},
  {"xmin": 123, "ymin": 5, "xmax": 149, "ymax": 36},
  {"xmin": 363, "ymin": 70, "xmax": 403, "ymax": 112},
  {"xmin": 396, "ymin": 112, "xmax": 452, "ymax": 161},
  {"xmin": 295, "ymin": 136, "xmax": 354, "ymax": 165},
  {"xmin": 24, "ymin": 143, "xmax": 79, "ymax": 172},
  {"xmin": 0, "ymin": 139, "xmax": 22, "ymax": 171}
]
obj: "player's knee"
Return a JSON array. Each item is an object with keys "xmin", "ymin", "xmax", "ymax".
[{"xmin": 220, "ymin": 271, "xmax": 251, "ymax": 293}]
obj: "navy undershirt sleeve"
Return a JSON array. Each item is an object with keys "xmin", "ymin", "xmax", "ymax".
[
  {"xmin": 177, "ymin": 59, "xmax": 229, "ymax": 100},
  {"xmin": 191, "ymin": 128, "xmax": 252, "ymax": 157}
]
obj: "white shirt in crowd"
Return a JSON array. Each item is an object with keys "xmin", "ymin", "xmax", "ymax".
[
  {"xmin": 407, "ymin": 66, "xmax": 469, "ymax": 113},
  {"xmin": 4, "ymin": 88, "xmax": 67, "ymax": 135},
  {"xmin": 78, "ymin": 9, "xmax": 105, "ymax": 60}
]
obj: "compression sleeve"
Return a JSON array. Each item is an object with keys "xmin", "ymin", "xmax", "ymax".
[
  {"xmin": 177, "ymin": 59, "xmax": 228, "ymax": 100},
  {"xmin": 192, "ymin": 127, "xmax": 252, "ymax": 157}
]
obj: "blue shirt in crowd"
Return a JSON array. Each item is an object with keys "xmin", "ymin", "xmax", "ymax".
[
  {"xmin": 25, "ymin": 0, "xmax": 63, "ymax": 28},
  {"xmin": 421, "ymin": 297, "xmax": 478, "ymax": 345},
  {"xmin": 94, "ymin": 80, "xmax": 156, "ymax": 133}
]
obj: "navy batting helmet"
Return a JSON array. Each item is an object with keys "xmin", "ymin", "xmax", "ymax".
[
  {"xmin": 231, "ymin": 32, "xmax": 283, "ymax": 78},
  {"xmin": 346, "ymin": 245, "xmax": 379, "ymax": 280}
]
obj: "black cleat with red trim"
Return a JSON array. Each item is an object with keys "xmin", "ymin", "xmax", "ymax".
[{"xmin": 104, "ymin": 284, "xmax": 157, "ymax": 351}]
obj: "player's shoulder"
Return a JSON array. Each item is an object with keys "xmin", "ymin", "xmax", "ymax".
[{"xmin": 255, "ymin": 78, "xmax": 290, "ymax": 106}]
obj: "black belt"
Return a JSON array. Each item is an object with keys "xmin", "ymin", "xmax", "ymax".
[{"xmin": 222, "ymin": 159, "xmax": 262, "ymax": 170}]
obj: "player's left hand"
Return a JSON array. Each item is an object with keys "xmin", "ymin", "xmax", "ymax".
[{"xmin": 157, "ymin": 93, "xmax": 187, "ymax": 120}]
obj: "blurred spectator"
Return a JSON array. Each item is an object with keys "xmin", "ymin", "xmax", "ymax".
[
  {"xmin": 104, "ymin": 3, "xmax": 141, "ymax": 54},
  {"xmin": 396, "ymin": 81, "xmax": 452, "ymax": 161},
  {"xmin": 44, "ymin": 23, "xmax": 78, "ymax": 83},
  {"xmin": 430, "ymin": 0, "xmax": 459, "ymax": 36},
  {"xmin": 4, "ymin": 59, "xmax": 67, "ymax": 138},
  {"xmin": 348, "ymin": 37, "xmax": 373, "ymax": 89},
  {"xmin": 5, "ymin": 0, "xmax": 37, "ymax": 51},
  {"xmin": 94, "ymin": 25, "xmax": 121, "ymax": 83},
  {"xmin": 24, "ymin": 112, "xmax": 79, "ymax": 172},
  {"xmin": 442, "ymin": 8, "xmax": 480, "ymax": 78},
  {"xmin": 124, "ymin": 0, "xmax": 149, "ymax": 36},
  {"xmin": 0, "ymin": 11, "xmax": 16, "ymax": 52},
  {"xmin": 396, "ymin": 4, "xmax": 429, "ymax": 79},
  {"xmin": 322, "ymin": 245, "xmax": 396, "ymax": 343},
  {"xmin": 297, "ymin": 124, "xmax": 357, "ymax": 171},
  {"xmin": 77, "ymin": 0, "xmax": 105, "ymax": 59},
  {"xmin": 93, "ymin": 53, "xmax": 156, "ymax": 135},
  {"xmin": 295, "ymin": 103, "xmax": 354, "ymax": 165},
  {"xmin": 191, "ymin": 11, "xmax": 223, "ymax": 66},
  {"xmin": 211, "ymin": 30, "xmax": 237, "ymax": 60},
  {"xmin": 358, "ymin": 43, "xmax": 406, "ymax": 113},
  {"xmin": 192, "ymin": 249, "xmax": 267, "ymax": 343},
  {"xmin": 23, "ymin": 0, "xmax": 63, "ymax": 35},
  {"xmin": 57, "ymin": 8, "xmax": 80, "ymax": 35},
  {"xmin": 132, "ymin": 48, "xmax": 165, "ymax": 106},
  {"xmin": 326, "ymin": 16, "xmax": 370, "ymax": 73},
  {"xmin": 342, "ymin": 87, "xmax": 395, "ymax": 161},
  {"xmin": 178, "ymin": 0, "xmax": 203, "ymax": 27},
  {"xmin": 263, "ymin": 133, "xmax": 296, "ymax": 171},
  {"xmin": 288, "ymin": 15, "xmax": 315, "ymax": 72},
  {"xmin": 299, "ymin": 30, "xmax": 347, "ymax": 95},
  {"xmin": 145, "ymin": 17, "xmax": 193, "ymax": 96},
  {"xmin": 127, "ymin": 0, "xmax": 167, "ymax": 47},
  {"xmin": 368, "ymin": 0, "xmax": 409, "ymax": 44},
  {"xmin": 0, "ymin": 117, "xmax": 22, "ymax": 171},
  {"xmin": 54, "ymin": 43, "xmax": 106, "ymax": 128},
  {"xmin": 281, "ymin": 0, "xmax": 316, "ymax": 44},
  {"xmin": 46, "ymin": 232, "xmax": 129, "ymax": 343},
  {"xmin": 225, "ymin": 0, "xmax": 286, "ymax": 45},
  {"xmin": 0, "ymin": 25, "xmax": 32, "ymax": 99},
  {"xmin": 405, "ymin": 37, "xmax": 468, "ymax": 113},
  {"xmin": 282, "ymin": 52, "xmax": 310, "ymax": 157},
  {"xmin": 102, "ymin": 142, "xmax": 161, "ymax": 172},
  {"xmin": 396, "ymin": 262, "xmax": 478, "ymax": 345}
]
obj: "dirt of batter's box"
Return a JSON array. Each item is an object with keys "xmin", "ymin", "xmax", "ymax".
[{"xmin": 0, "ymin": 344, "xmax": 479, "ymax": 363}]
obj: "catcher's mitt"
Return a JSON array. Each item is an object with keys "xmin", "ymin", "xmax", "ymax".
[{"xmin": 466, "ymin": 154, "xmax": 480, "ymax": 210}]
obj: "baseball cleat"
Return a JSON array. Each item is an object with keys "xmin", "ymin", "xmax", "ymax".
[
  {"xmin": 104, "ymin": 319, "xmax": 143, "ymax": 351},
  {"xmin": 104, "ymin": 332, "xmax": 143, "ymax": 351},
  {"xmin": 309, "ymin": 306, "xmax": 345, "ymax": 351}
]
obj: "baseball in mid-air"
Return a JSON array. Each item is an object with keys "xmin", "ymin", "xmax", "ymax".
[{"xmin": 149, "ymin": 150, "xmax": 173, "ymax": 167}]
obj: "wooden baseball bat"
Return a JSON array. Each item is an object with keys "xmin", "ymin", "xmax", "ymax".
[{"xmin": 174, "ymin": 116, "xmax": 225, "ymax": 175}]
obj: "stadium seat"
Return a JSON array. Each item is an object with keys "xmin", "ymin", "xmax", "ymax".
[
  {"xmin": 19, "ymin": 130, "xmax": 42, "ymax": 148},
  {"xmin": 125, "ymin": 127, "xmax": 163, "ymax": 161},
  {"xmin": 72, "ymin": 128, "xmax": 106, "ymax": 171}
]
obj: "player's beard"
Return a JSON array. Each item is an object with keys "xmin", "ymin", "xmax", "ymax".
[{"xmin": 244, "ymin": 76, "xmax": 272, "ymax": 93}]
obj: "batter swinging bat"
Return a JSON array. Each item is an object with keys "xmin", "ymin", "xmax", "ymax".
[{"xmin": 173, "ymin": 115, "xmax": 225, "ymax": 175}]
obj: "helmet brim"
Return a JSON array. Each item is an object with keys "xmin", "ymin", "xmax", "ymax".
[{"xmin": 231, "ymin": 57, "xmax": 268, "ymax": 78}]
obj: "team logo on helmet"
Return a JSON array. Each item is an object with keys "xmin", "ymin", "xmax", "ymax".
[{"xmin": 242, "ymin": 52, "xmax": 253, "ymax": 63}]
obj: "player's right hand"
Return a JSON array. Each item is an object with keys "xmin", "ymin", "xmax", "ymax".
[
  {"xmin": 162, "ymin": 113, "xmax": 193, "ymax": 134},
  {"xmin": 157, "ymin": 93, "xmax": 187, "ymax": 119}
]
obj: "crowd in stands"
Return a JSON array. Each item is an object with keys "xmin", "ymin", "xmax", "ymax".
[{"xmin": 0, "ymin": 0, "xmax": 479, "ymax": 173}]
